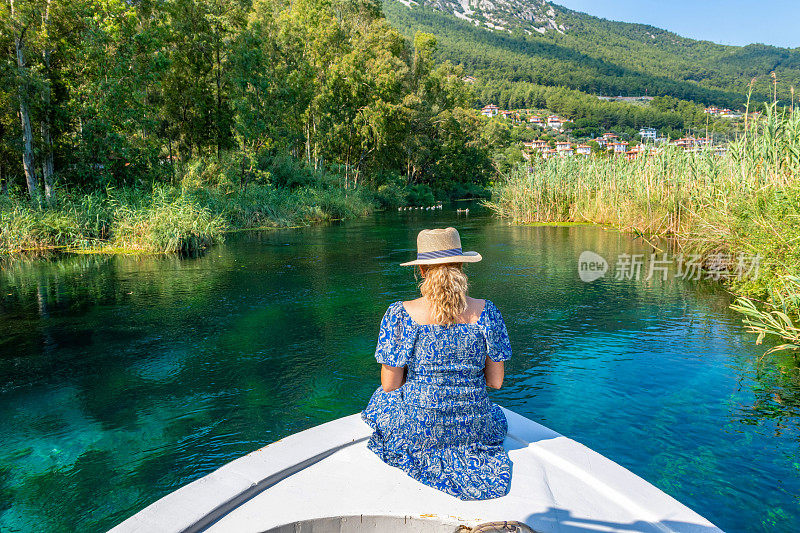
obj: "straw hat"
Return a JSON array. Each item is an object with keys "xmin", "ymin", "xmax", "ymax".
[{"xmin": 399, "ymin": 227, "xmax": 482, "ymax": 266}]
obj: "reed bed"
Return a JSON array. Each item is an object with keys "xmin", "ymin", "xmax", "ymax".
[
  {"xmin": 0, "ymin": 183, "xmax": 377, "ymax": 255},
  {"xmin": 486, "ymin": 103, "xmax": 800, "ymax": 352}
]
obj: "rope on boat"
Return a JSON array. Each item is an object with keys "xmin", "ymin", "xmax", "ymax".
[{"xmin": 458, "ymin": 520, "xmax": 537, "ymax": 533}]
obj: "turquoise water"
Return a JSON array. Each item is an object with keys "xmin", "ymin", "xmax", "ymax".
[{"xmin": 0, "ymin": 203, "xmax": 798, "ymax": 532}]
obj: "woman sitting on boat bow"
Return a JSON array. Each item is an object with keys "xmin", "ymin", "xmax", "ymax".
[{"xmin": 361, "ymin": 227, "xmax": 513, "ymax": 500}]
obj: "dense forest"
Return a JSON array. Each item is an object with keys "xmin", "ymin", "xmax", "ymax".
[
  {"xmin": 2, "ymin": 0, "xmax": 789, "ymax": 207},
  {"xmin": 0, "ymin": 0, "xmax": 496, "ymax": 205},
  {"xmin": 0, "ymin": 0, "xmax": 791, "ymax": 254},
  {"xmin": 383, "ymin": 1, "xmax": 800, "ymax": 108}
]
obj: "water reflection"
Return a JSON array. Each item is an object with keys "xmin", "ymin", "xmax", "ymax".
[{"xmin": 0, "ymin": 203, "xmax": 798, "ymax": 532}]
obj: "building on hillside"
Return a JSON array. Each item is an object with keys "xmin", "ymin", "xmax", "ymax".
[
  {"xmin": 705, "ymin": 106, "xmax": 736, "ymax": 116},
  {"xmin": 639, "ymin": 127, "xmax": 657, "ymax": 141},
  {"xmin": 523, "ymin": 140, "xmax": 550, "ymax": 153},
  {"xmin": 602, "ymin": 132, "xmax": 618, "ymax": 141},
  {"xmin": 462, "ymin": 75, "xmax": 476, "ymax": 84},
  {"xmin": 608, "ymin": 141, "xmax": 628, "ymax": 155},
  {"xmin": 501, "ymin": 110, "xmax": 514, "ymax": 119},
  {"xmin": 547, "ymin": 115, "xmax": 563, "ymax": 129},
  {"xmin": 672, "ymin": 137, "xmax": 697, "ymax": 151},
  {"xmin": 528, "ymin": 116, "xmax": 544, "ymax": 126},
  {"xmin": 671, "ymin": 137, "xmax": 714, "ymax": 152},
  {"xmin": 625, "ymin": 144, "xmax": 648, "ymax": 160},
  {"xmin": 576, "ymin": 144, "xmax": 592, "ymax": 156},
  {"xmin": 542, "ymin": 148, "xmax": 558, "ymax": 159},
  {"xmin": 671, "ymin": 137, "xmax": 688, "ymax": 149},
  {"xmin": 532, "ymin": 140, "xmax": 549, "ymax": 151},
  {"xmin": 555, "ymin": 142, "xmax": 573, "ymax": 156},
  {"xmin": 481, "ymin": 104, "xmax": 500, "ymax": 117}
]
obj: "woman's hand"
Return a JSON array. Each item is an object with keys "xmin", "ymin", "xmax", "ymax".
[
  {"xmin": 484, "ymin": 356, "xmax": 504, "ymax": 389},
  {"xmin": 381, "ymin": 364, "xmax": 406, "ymax": 392}
]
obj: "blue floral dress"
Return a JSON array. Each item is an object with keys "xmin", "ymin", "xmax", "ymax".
[{"xmin": 361, "ymin": 299, "xmax": 513, "ymax": 500}]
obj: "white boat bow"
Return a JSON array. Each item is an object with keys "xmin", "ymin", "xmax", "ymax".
[{"xmin": 110, "ymin": 408, "xmax": 722, "ymax": 533}]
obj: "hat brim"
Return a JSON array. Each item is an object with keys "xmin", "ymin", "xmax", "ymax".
[{"xmin": 399, "ymin": 251, "xmax": 482, "ymax": 266}]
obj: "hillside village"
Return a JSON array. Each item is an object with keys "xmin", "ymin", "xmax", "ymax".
[{"xmin": 480, "ymin": 104, "xmax": 733, "ymax": 160}]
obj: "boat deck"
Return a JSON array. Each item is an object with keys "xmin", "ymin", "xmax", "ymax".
[{"xmin": 111, "ymin": 408, "xmax": 721, "ymax": 533}]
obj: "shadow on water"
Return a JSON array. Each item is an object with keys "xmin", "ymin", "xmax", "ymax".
[{"xmin": 0, "ymin": 201, "xmax": 797, "ymax": 532}]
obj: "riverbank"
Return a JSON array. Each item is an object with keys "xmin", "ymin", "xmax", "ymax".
[
  {"xmin": 1, "ymin": 152, "xmax": 494, "ymax": 255},
  {"xmin": 485, "ymin": 103, "xmax": 800, "ymax": 352},
  {"xmin": 0, "ymin": 183, "xmax": 379, "ymax": 255}
]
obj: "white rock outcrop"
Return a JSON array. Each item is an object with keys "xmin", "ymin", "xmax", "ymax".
[{"xmin": 397, "ymin": 0, "xmax": 571, "ymax": 36}]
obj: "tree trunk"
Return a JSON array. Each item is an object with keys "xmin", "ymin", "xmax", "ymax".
[
  {"xmin": 305, "ymin": 117, "xmax": 312, "ymax": 166},
  {"xmin": 168, "ymin": 135, "xmax": 175, "ymax": 180},
  {"xmin": 41, "ymin": 0, "xmax": 55, "ymax": 191},
  {"xmin": 41, "ymin": 26, "xmax": 55, "ymax": 203},
  {"xmin": 217, "ymin": 47, "xmax": 222, "ymax": 160},
  {"xmin": 11, "ymin": 1, "xmax": 38, "ymax": 200},
  {"xmin": 313, "ymin": 118, "xmax": 319, "ymax": 171}
]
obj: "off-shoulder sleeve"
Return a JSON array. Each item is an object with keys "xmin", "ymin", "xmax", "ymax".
[
  {"xmin": 374, "ymin": 301, "xmax": 418, "ymax": 367},
  {"xmin": 480, "ymin": 300, "xmax": 512, "ymax": 362}
]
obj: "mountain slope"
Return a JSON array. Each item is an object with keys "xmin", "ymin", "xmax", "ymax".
[{"xmin": 384, "ymin": 0, "xmax": 800, "ymax": 106}]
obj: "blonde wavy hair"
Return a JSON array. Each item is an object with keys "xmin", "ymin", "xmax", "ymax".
[{"xmin": 418, "ymin": 263, "xmax": 470, "ymax": 325}]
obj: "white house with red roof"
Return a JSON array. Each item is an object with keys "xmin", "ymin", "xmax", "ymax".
[
  {"xmin": 555, "ymin": 141, "xmax": 571, "ymax": 152},
  {"xmin": 547, "ymin": 115, "xmax": 563, "ymax": 129},
  {"xmin": 609, "ymin": 141, "xmax": 629, "ymax": 155},
  {"xmin": 481, "ymin": 104, "xmax": 500, "ymax": 117},
  {"xmin": 532, "ymin": 140, "xmax": 548, "ymax": 150}
]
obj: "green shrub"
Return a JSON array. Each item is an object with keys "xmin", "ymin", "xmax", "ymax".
[
  {"xmin": 269, "ymin": 155, "xmax": 315, "ymax": 189},
  {"xmin": 406, "ymin": 184, "xmax": 435, "ymax": 206},
  {"xmin": 449, "ymin": 182, "xmax": 491, "ymax": 200}
]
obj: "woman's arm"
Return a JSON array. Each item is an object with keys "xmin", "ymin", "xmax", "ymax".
[
  {"xmin": 381, "ymin": 364, "xmax": 407, "ymax": 392},
  {"xmin": 484, "ymin": 356, "xmax": 504, "ymax": 389}
]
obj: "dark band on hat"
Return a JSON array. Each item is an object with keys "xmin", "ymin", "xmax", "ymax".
[{"xmin": 416, "ymin": 247, "xmax": 463, "ymax": 260}]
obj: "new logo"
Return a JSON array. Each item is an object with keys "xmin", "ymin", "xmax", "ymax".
[{"xmin": 578, "ymin": 251, "xmax": 608, "ymax": 282}]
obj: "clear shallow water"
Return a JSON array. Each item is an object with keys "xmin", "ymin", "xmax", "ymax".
[{"xmin": 0, "ymin": 203, "xmax": 798, "ymax": 532}]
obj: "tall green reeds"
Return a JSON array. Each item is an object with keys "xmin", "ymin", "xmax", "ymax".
[
  {"xmin": 486, "ymin": 103, "xmax": 800, "ymax": 352},
  {"xmin": 731, "ymin": 277, "xmax": 800, "ymax": 356},
  {"xmin": 0, "ymin": 182, "xmax": 378, "ymax": 255}
]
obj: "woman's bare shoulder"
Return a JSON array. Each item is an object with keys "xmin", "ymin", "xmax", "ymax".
[
  {"xmin": 401, "ymin": 297, "xmax": 426, "ymax": 311},
  {"xmin": 403, "ymin": 297, "xmax": 487, "ymax": 324},
  {"xmin": 401, "ymin": 297, "xmax": 427, "ymax": 322},
  {"xmin": 466, "ymin": 296, "xmax": 487, "ymax": 312}
]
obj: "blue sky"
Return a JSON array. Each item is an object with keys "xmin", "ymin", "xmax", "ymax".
[{"xmin": 554, "ymin": 0, "xmax": 800, "ymax": 48}]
